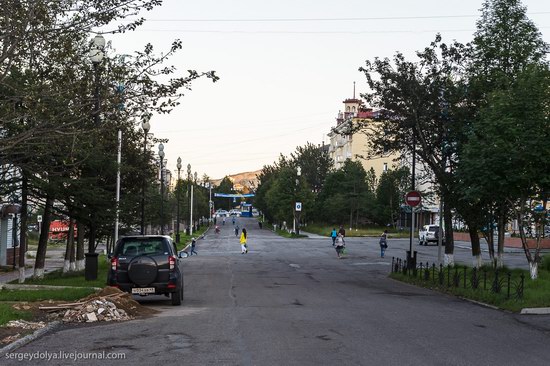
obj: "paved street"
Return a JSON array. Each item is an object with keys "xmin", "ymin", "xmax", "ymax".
[{"xmin": 3, "ymin": 218, "xmax": 550, "ymax": 366}]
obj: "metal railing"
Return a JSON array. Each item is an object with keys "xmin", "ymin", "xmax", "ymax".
[{"xmin": 391, "ymin": 257, "xmax": 525, "ymax": 300}]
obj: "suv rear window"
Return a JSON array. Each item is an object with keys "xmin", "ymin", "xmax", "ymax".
[
  {"xmin": 428, "ymin": 226, "xmax": 439, "ymax": 232},
  {"xmin": 115, "ymin": 238, "xmax": 170, "ymax": 256}
]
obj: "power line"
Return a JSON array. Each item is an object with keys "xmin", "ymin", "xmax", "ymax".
[
  {"xmin": 134, "ymin": 26, "xmax": 550, "ymax": 35},
  {"xmin": 131, "ymin": 12, "xmax": 550, "ymax": 22}
]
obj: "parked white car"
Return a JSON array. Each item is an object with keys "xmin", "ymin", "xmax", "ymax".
[
  {"xmin": 215, "ymin": 210, "xmax": 229, "ymax": 217},
  {"xmin": 419, "ymin": 224, "xmax": 444, "ymax": 246}
]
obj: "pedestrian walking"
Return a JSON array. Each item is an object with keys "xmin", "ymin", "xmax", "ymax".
[
  {"xmin": 235, "ymin": 225, "xmax": 240, "ymax": 237},
  {"xmin": 240, "ymin": 228, "xmax": 248, "ymax": 254},
  {"xmin": 338, "ymin": 225, "xmax": 346, "ymax": 238},
  {"xmin": 330, "ymin": 228, "xmax": 338, "ymax": 246},
  {"xmin": 223, "ymin": 217, "xmax": 226, "ymax": 225},
  {"xmin": 190, "ymin": 237, "xmax": 198, "ymax": 256},
  {"xmin": 232, "ymin": 216, "xmax": 236, "ymax": 225},
  {"xmin": 379, "ymin": 230, "xmax": 388, "ymax": 258},
  {"xmin": 335, "ymin": 233, "xmax": 345, "ymax": 258}
]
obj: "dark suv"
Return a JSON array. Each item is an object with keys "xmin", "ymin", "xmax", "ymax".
[{"xmin": 108, "ymin": 235, "xmax": 187, "ymax": 306}]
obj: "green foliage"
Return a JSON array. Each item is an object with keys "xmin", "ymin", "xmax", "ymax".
[
  {"xmin": 0, "ymin": 303, "xmax": 32, "ymax": 327},
  {"xmin": 315, "ymin": 160, "xmax": 374, "ymax": 225},
  {"xmin": 373, "ymin": 167, "xmax": 409, "ymax": 226},
  {"xmin": 541, "ymin": 254, "xmax": 550, "ymax": 273},
  {"xmin": 214, "ymin": 177, "xmax": 235, "ymax": 211}
]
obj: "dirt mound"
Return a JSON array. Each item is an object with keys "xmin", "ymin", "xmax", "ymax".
[{"xmin": 40, "ymin": 286, "xmax": 157, "ymax": 322}]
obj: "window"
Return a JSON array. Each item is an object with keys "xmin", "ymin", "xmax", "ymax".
[{"xmin": 116, "ymin": 238, "xmax": 169, "ymax": 256}]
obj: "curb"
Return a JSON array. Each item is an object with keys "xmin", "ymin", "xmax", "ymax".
[
  {"xmin": 520, "ymin": 307, "xmax": 550, "ymax": 315},
  {"xmin": 458, "ymin": 297, "xmax": 501, "ymax": 311},
  {"xmin": 0, "ymin": 321, "xmax": 61, "ymax": 354},
  {"xmin": 0, "ymin": 284, "xmax": 102, "ymax": 291}
]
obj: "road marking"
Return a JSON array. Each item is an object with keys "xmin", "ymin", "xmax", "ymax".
[
  {"xmin": 350, "ymin": 262, "xmax": 391, "ymax": 266},
  {"xmin": 289, "ymin": 264, "xmax": 301, "ymax": 268}
]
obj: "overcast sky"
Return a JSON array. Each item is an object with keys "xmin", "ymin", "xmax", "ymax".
[{"xmin": 106, "ymin": 0, "xmax": 549, "ymax": 180}]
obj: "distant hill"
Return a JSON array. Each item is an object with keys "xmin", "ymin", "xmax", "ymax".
[{"xmin": 212, "ymin": 170, "xmax": 261, "ymax": 193}]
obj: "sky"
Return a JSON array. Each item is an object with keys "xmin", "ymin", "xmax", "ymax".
[{"xmin": 106, "ymin": 0, "xmax": 550, "ymax": 180}]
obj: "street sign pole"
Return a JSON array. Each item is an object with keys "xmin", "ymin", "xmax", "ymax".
[{"xmin": 405, "ymin": 190, "xmax": 421, "ymax": 269}]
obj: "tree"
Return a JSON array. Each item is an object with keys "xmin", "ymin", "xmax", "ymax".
[
  {"xmin": 374, "ymin": 168, "xmax": 409, "ymax": 226},
  {"xmin": 290, "ymin": 142, "xmax": 333, "ymax": 192},
  {"xmin": 359, "ymin": 35, "xmax": 467, "ymax": 265},
  {"xmin": 458, "ymin": 64, "xmax": 550, "ymax": 278},
  {"xmin": 0, "ymin": 1, "xmax": 218, "ymax": 278},
  {"xmin": 315, "ymin": 160, "xmax": 374, "ymax": 227},
  {"xmin": 458, "ymin": 0, "xmax": 549, "ymax": 268},
  {"xmin": 214, "ymin": 177, "xmax": 235, "ymax": 211}
]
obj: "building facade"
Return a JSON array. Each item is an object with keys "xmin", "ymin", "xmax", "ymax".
[{"xmin": 327, "ymin": 97, "xmax": 397, "ymax": 179}]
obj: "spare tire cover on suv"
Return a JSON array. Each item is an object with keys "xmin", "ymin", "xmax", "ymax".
[{"xmin": 128, "ymin": 256, "xmax": 159, "ymax": 286}]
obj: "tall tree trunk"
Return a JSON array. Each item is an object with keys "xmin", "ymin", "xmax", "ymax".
[
  {"xmin": 34, "ymin": 196, "xmax": 54, "ymax": 279},
  {"xmin": 515, "ymin": 197, "xmax": 541, "ymax": 280},
  {"xmin": 76, "ymin": 221, "xmax": 85, "ymax": 271},
  {"xmin": 63, "ymin": 217, "xmax": 75, "ymax": 273},
  {"xmin": 18, "ymin": 175, "xmax": 28, "ymax": 283},
  {"xmin": 468, "ymin": 224, "xmax": 482, "ymax": 268},
  {"xmin": 88, "ymin": 220, "xmax": 96, "ymax": 253},
  {"xmin": 487, "ymin": 211, "xmax": 496, "ymax": 267},
  {"xmin": 69, "ymin": 227, "xmax": 76, "ymax": 272},
  {"xmin": 496, "ymin": 203, "xmax": 506, "ymax": 268},
  {"xmin": 443, "ymin": 197, "xmax": 455, "ymax": 266}
]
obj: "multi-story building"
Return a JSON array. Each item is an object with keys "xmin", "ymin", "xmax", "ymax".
[
  {"xmin": 327, "ymin": 93, "xmax": 440, "ymax": 227},
  {"xmin": 327, "ymin": 96, "xmax": 397, "ymax": 178}
]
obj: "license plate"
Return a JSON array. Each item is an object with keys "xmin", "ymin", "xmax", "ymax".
[{"xmin": 132, "ymin": 287, "xmax": 155, "ymax": 294}]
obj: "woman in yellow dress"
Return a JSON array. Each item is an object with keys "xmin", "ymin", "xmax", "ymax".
[{"xmin": 240, "ymin": 228, "xmax": 248, "ymax": 254}]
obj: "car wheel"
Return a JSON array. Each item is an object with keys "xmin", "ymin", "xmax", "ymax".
[{"xmin": 171, "ymin": 287, "xmax": 182, "ymax": 306}]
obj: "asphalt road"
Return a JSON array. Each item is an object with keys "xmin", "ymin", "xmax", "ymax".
[{"xmin": 3, "ymin": 218, "xmax": 550, "ymax": 366}]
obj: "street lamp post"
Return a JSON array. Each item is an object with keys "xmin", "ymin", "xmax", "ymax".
[
  {"xmin": 85, "ymin": 34, "xmax": 105, "ymax": 281},
  {"xmin": 207, "ymin": 182, "xmax": 213, "ymax": 225},
  {"xmin": 187, "ymin": 163, "xmax": 191, "ymax": 234},
  {"xmin": 159, "ymin": 143, "xmax": 165, "ymax": 235},
  {"xmin": 140, "ymin": 116, "xmax": 150, "ymax": 235},
  {"xmin": 408, "ymin": 135, "xmax": 417, "ymax": 269},
  {"xmin": 294, "ymin": 166, "xmax": 302, "ymax": 234},
  {"xmin": 176, "ymin": 157, "xmax": 182, "ymax": 243}
]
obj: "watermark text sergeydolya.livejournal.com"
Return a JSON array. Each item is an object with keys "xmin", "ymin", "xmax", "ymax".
[{"xmin": 4, "ymin": 350, "xmax": 126, "ymax": 362}]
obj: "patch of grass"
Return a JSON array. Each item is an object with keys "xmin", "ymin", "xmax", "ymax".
[
  {"xmin": 0, "ymin": 303, "xmax": 32, "ymax": 326},
  {"xmin": 263, "ymin": 222, "xmax": 307, "ymax": 239},
  {"xmin": 391, "ymin": 265, "xmax": 550, "ymax": 312},
  {"xmin": 175, "ymin": 225, "xmax": 209, "ymax": 251},
  {"xmin": 305, "ymin": 224, "xmax": 411, "ymax": 238},
  {"xmin": 16, "ymin": 255, "xmax": 109, "ymax": 288},
  {"xmin": 0, "ymin": 287, "xmax": 96, "ymax": 302}
]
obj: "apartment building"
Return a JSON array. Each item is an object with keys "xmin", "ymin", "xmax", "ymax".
[{"xmin": 327, "ymin": 96, "xmax": 397, "ymax": 178}]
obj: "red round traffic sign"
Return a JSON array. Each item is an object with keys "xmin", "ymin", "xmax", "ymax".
[{"xmin": 405, "ymin": 191, "xmax": 421, "ymax": 207}]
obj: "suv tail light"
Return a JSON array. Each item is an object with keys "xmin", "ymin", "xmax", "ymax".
[
  {"xmin": 169, "ymin": 255, "xmax": 176, "ymax": 271},
  {"xmin": 111, "ymin": 257, "xmax": 118, "ymax": 271}
]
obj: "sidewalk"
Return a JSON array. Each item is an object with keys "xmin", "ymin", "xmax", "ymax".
[
  {"xmin": 300, "ymin": 230, "xmax": 327, "ymax": 239},
  {"xmin": 455, "ymin": 240, "xmax": 549, "ymax": 254},
  {"xmin": 0, "ymin": 248, "xmax": 65, "ymax": 284}
]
